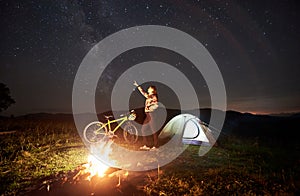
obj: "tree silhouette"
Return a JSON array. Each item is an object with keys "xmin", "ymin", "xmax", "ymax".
[{"xmin": 0, "ymin": 83, "xmax": 15, "ymax": 112}]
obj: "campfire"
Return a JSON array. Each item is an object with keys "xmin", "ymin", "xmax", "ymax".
[
  {"xmin": 73, "ymin": 140, "xmax": 113, "ymax": 180},
  {"xmin": 39, "ymin": 140, "xmax": 160, "ymax": 195},
  {"xmin": 84, "ymin": 154, "xmax": 110, "ymax": 180},
  {"xmin": 73, "ymin": 140, "xmax": 129, "ymax": 186}
]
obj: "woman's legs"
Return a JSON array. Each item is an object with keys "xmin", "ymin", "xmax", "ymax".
[
  {"xmin": 148, "ymin": 112, "xmax": 158, "ymax": 147},
  {"xmin": 141, "ymin": 113, "xmax": 151, "ymax": 145},
  {"xmin": 141, "ymin": 112, "xmax": 158, "ymax": 147}
]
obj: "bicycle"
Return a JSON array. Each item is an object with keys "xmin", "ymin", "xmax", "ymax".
[{"xmin": 83, "ymin": 110, "xmax": 138, "ymax": 144}]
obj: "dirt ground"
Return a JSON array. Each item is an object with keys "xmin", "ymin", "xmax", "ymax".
[{"xmin": 23, "ymin": 166, "xmax": 158, "ymax": 196}]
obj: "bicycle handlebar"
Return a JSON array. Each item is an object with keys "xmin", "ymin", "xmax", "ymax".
[{"xmin": 120, "ymin": 110, "xmax": 135, "ymax": 117}]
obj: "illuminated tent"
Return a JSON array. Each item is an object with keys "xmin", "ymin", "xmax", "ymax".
[{"xmin": 158, "ymin": 114, "xmax": 217, "ymax": 146}]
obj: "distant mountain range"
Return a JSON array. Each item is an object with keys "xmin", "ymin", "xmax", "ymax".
[{"xmin": 1, "ymin": 108, "xmax": 299, "ymax": 140}]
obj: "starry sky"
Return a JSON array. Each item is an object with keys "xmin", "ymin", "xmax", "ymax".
[{"xmin": 0, "ymin": 0, "xmax": 299, "ymax": 115}]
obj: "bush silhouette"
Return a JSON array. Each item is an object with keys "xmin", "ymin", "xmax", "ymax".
[{"xmin": 0, "ymin": 83, "xmax": 15, "ymax": 112}]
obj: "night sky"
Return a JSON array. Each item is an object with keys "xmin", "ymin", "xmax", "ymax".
[{"xmin": 1, "ymin": 0, "xmax": 300, "ymax": 115}]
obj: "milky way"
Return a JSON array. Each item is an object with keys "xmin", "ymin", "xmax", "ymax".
[{"xmin": 0, "ymin": 0, "xmax": 299, "ymax": 115}]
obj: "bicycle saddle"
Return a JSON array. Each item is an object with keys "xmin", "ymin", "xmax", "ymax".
[{"xmin": 104, "ymin": 115, "xmax": 113, "ymax": 119}]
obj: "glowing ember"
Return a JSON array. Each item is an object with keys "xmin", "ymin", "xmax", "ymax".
[{"xmin": 83, "ymin": 154, "xmax": 109, "ymax": 180}]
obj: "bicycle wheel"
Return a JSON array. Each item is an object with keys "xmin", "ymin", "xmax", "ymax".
[
  {"xmin": 123, "ymin": 123, "xmax": 138, "ymax": 144},
  {"xmin": 83, "ymin": 121, "xmax": 107, "ymax": 143}
]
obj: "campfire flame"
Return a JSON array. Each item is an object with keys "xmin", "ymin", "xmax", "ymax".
[
  {"xmin": 74, "ymin": 140, "xmax": 130, "ymax": 187},
  {"xmin": 81, "ymin": 140, "xmax": 116, "ymax": 181},
  {"xmin": 85, "ymin": 154, "xmax": 109, "ymax": 180}
]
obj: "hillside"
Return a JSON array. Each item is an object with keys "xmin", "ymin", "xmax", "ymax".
[{"xmin": 2, "ymin": 109, "xmax": 299, "ymax": 141}]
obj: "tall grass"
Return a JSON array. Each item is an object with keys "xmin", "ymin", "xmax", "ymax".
[{"xmin": 0, "ymin": 117, "xmax": 87, "ymax": 195}]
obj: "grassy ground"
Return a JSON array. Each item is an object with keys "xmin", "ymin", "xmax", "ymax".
[
  {"xmin": 0, "ymin": 117, "xmax": 299, "ymax": 195},
  {"xmin": 145, "ymin": 136, "xmax": 300, "ymax": 195},
  {"xmin": 0, "ymin": 118, "xmax": 88, "ymax": 195}
]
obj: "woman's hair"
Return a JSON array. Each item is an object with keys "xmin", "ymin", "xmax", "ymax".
[{"xmin": 148, "ymin": 86, "xmax": 157, "ymax": 95}]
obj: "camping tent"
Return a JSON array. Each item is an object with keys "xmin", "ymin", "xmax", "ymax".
[{"xmin": 158, "ymin": 114, "xmax": 217, "ymax": 146}]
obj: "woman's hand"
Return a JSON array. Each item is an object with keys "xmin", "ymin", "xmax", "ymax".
[{"xmin": 133, "ymin": 81, "xmax": 139, "ymax": 87}]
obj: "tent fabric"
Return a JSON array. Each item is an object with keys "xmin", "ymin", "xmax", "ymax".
[{"xmin": 158, "ymin": 114, "xmax": 216, "ymax": 146}]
